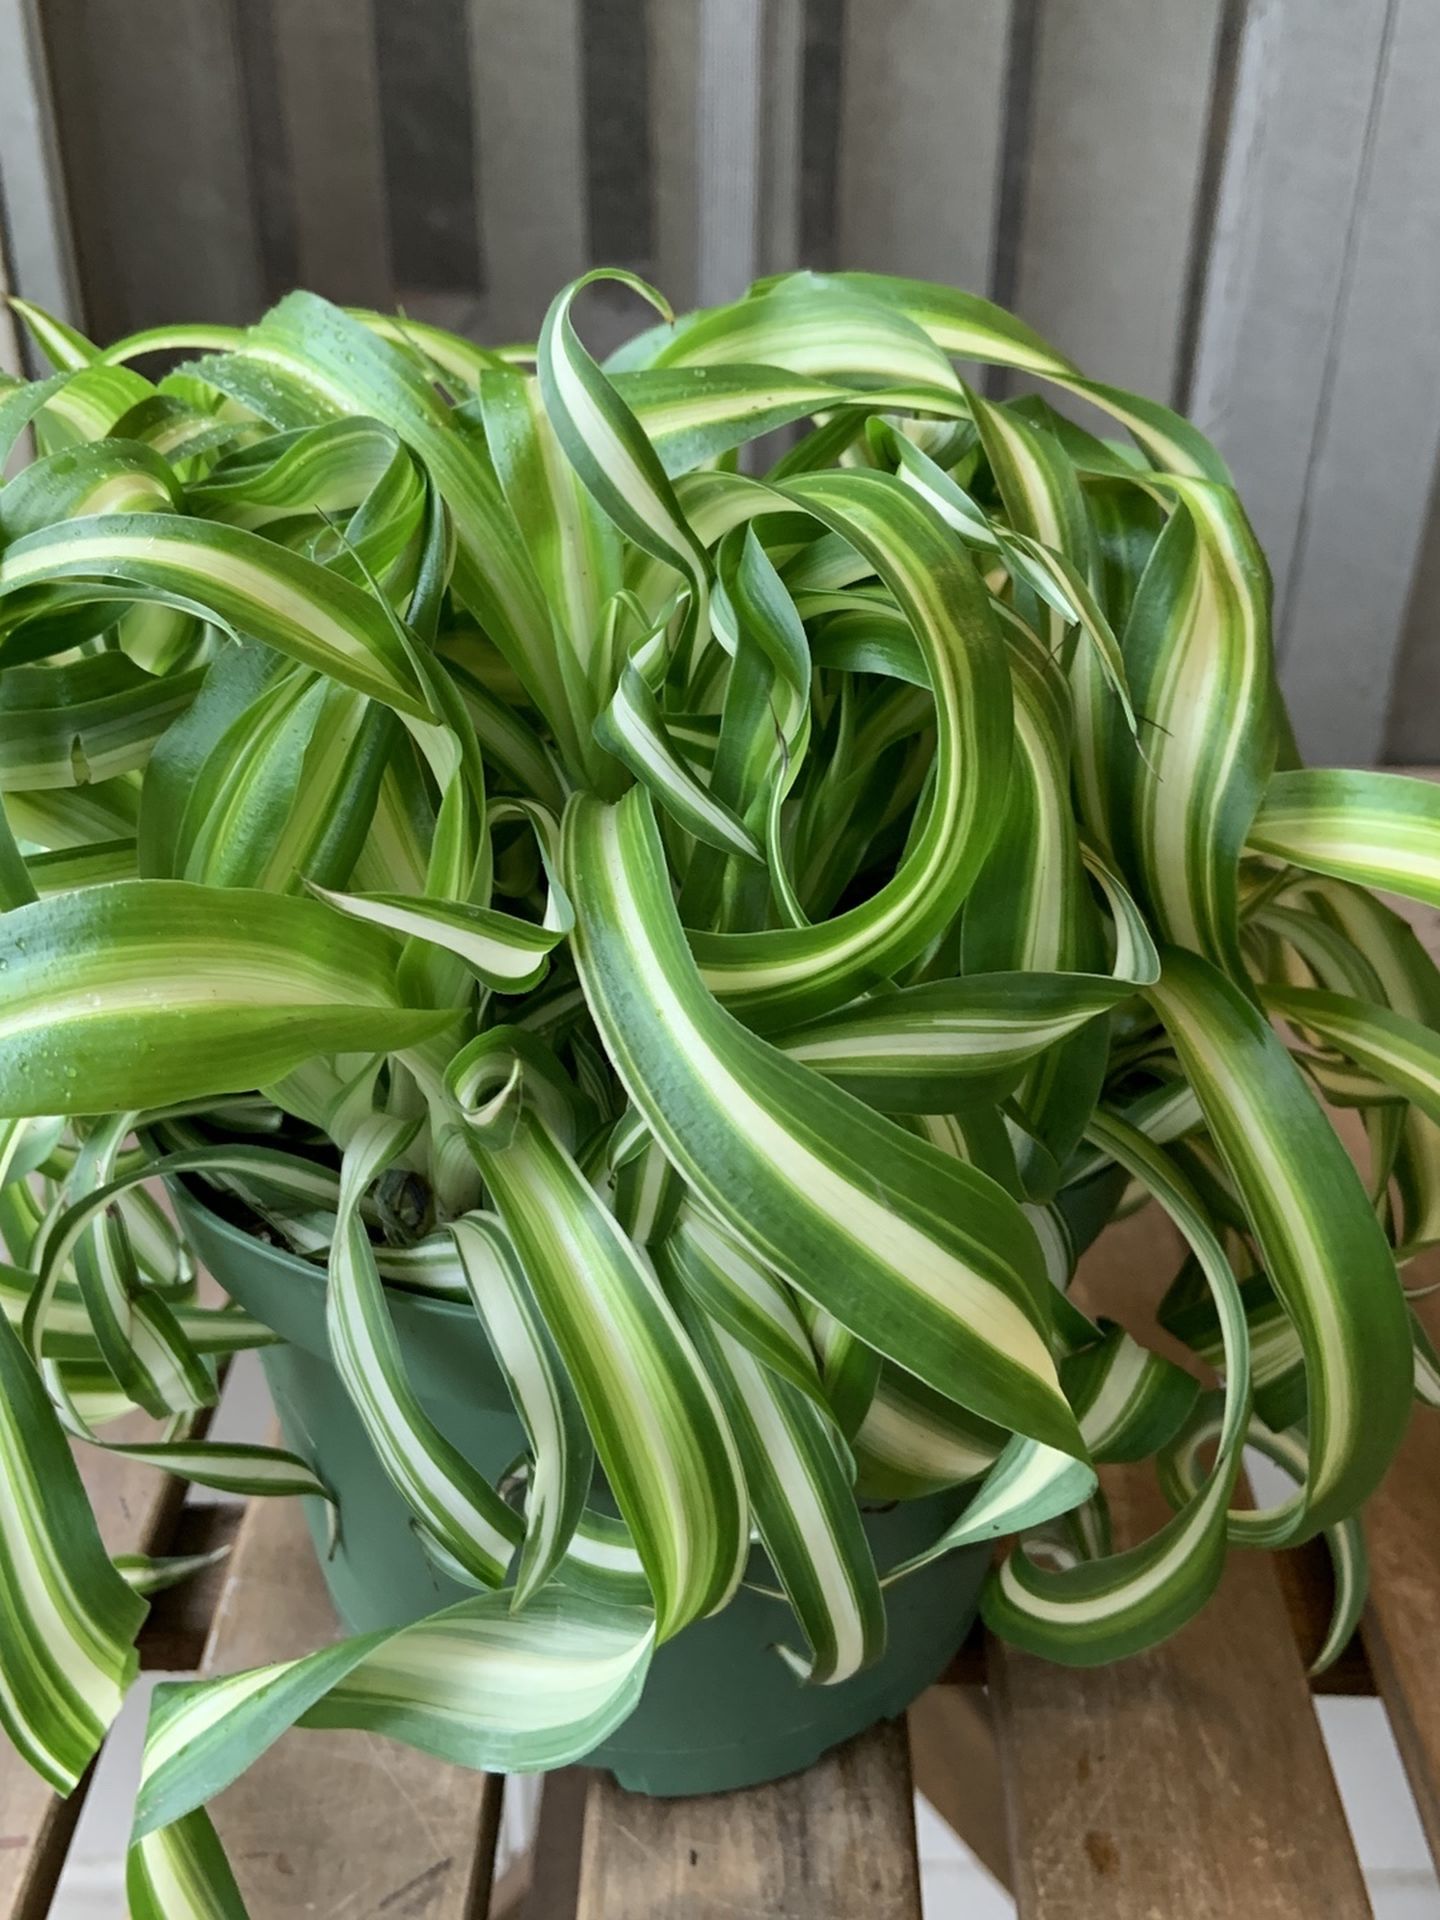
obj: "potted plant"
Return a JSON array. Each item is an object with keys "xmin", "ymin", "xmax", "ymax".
[{"xmin": 0, "ymin": 267, "xmax": 1435, "ymax": 1913}]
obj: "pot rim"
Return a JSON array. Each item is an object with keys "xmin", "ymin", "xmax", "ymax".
[{"xmin": 170, "ymin": 1174, "xmax": 480, "ymax": 1333}]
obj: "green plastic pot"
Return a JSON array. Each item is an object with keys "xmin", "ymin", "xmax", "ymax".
[{"xmin": 177, "ymin": 1185, "xmax": 988, "ymax": 1796}]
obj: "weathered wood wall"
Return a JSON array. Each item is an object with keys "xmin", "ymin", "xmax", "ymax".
[{"xmin": 2, "ymin": 0, "xmax": 1438, "ymax": 764}]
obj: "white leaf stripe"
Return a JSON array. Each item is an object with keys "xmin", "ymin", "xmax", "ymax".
[
  {"xmin": 1264, "ymin": 984, "xmax": 1440, "ymax": 1125},
  {"xmin": 883, "ymin": 1435, "xmax": 1094, "ymax": 1586},
  {"xmin": 84, "ymin": 1438, "xmax": 331, "ymax": 1500},
  {"xmin": 1061, "ymin": 1323, "xmax": 1199, "ymax": 1463},
  {"xmin": 538, "ymin": 271, "xmax": 709, "ymax": 594},
  {"xmin": 309, "ymin": 882, "xmax": 563, "ymax": 992},
  {"xmin": 0, "ymin": 882, "xmax": 453, "ymax": 1117}
]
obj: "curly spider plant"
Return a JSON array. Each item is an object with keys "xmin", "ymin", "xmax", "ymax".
[{"xmin": 0, "ymin": 268, "xmax": 1436, "ymax": 1912}]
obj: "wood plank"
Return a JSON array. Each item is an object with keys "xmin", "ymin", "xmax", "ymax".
[
  {"xmin": 0, "ymin": 0, "xmax": 79, "ymax": 332},
  {"xmin": 1185, "ymin": 0, "xmax": 1390, "ymax": 629},
  {"xmin": 136, "ymin": 1503, "xmax": 243, "ymax": 1673},
  {"xmin": 39, "ymin": 0, "xmax": 263, "ymax": 337},
  {"xmin": 576, "ymin": 1717, "xmax": 921, "ymax": 1919},
  {"xmin": 0, "ymin": 183, "xmax": 24, "ymax": 386},
  {"xmin": 1183, "ymin": 0, "xmax": 1440, "ymax": 764},
  {"xmin": 1355, "ymin": 874, "xmax": 1440, "ymax": 1858},
  {"xmin": 469, "ymin": 0, "xmax": 587, "ymax": 341},
  {"xmin": 373, "ymin": 0, "xmax": 482, "ymax": 304},
  {"xmin": 836, "ymin": 0, "xmax": 1011, "ymax": 292},
  {"xmin": 1361, "ymin": 1274, "xmax": 1440, "ymax": 1867},
  {"xmin": 1385, "ymin": 476, "xmax": 1440, "ymax": 765},
  {"xmin": 0, "ymin": 1415, "xmax": 203, "ymax": 1920},
  {"xmin": 647, "ymin": 0, "xmax": 700, "ymax": 310},
  {"xmin": 758, "ymin": 0, "xmax": 804, "ymax": 281},
  {"xmin": 648, "ymin": 0, "xmax": 803, "ymax": 314},
  {"xmin": 205, "ymin": 1491, "xmax": 502, "ymax": 1918},
  {"xmin": 907, "ymin": 1684, "xmax": 1011, "ymax": 1890},
  {"xmin": 1010, "ymin": 0, "xmax": 1227, "ymax": 407},
  {"xmin": 694, "ymin": 0, "xmax": 764, "ymax": 308},
  {"xmin": 269, "ymin": 0, "xmax": 392, "ymax": 307},
  {"xmin": 0, "ymin": 1783, "xmax": 83, "ymax": 1920},
  {"xmin": 989, "ymin": 1206, "xmax": 1370, "ymax": 1918},
  {"xmin": 1268, "ymin": 0, "xmax": 1440, "ymax": 765},
  {"xmin": 992, "ymin": 1473, "xmax": 1370, "ymax": 1917}
]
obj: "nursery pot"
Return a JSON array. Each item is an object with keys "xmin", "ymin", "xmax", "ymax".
[{"xmin": 177, "ymin": 1185, "xmax": 989, "ymax": 1797}]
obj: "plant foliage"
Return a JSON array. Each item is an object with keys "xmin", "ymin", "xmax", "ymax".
[{"xmin": 0, "ymin": 270, "xmax": 1434, "ymax": 1905}]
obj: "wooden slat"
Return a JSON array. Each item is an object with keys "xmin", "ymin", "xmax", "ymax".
[
  {"xmin": 758, "ymin": 0, "xmax": 804, "ymax": 281},
  {"xmin": 989, "ymin": 1205, "xmax": 1370, "ymax": 1918},
  {"xmin": 992, "ymin": 1470, "xmax": 1370, "ymax": 1917},
  {"xmin": 1185, "ymin": 0, "xmax": 1440, "ymax": 764},
  {"xmin": 1185, "ymin": 0, "xmax": 1390, "ymax": 626},
  {"xmin": 0, "ymin": 1774, "xmax": 83, "ymax": 1920},
  {"xmin": 469, "ymin": 0, "xmax": 587, "ymax": 342},
  {"xmin": 0, "ymin": 0, "xmax": 79, "ymax": 329},
  {"xmin": 907, "ymin": 1685, "xmax": 1011, "ymax": 1890},
  {"xmin": 575, "ymin": 1718, "xmax": 921, "ymax": 1919},
  {"xmin": 39, "ymin": 0, "xmax": 263, "ymax": 337},
  {"xmin": 1009, "ymin": 0, "xmax": 1228, "ymax": 406},
  {"xmin": 648, "ymin": 0, "xmax": 803, "ymax": 314},
  {"xmin": 1362, "ymin": 1279, "xmax": 1440, "ymax": 1867},
  {"xmin": 0, "ymin": 1416, "xmax": 202, "ymax": 1920},
  {"xmin": 836, "ymin": 0, "xmax": 1011, "ymax": 293},
  {"xmin": 268, "ymin": 0, "xmax": 392, "ymax": 307},
  {"xmin": 647, "ymin": 0, "xmax": 700, "ymax": 310},
  {"xmin": 135, "ymin": 1503, "xmax": 243, "ymax": 1673},
  {"xmin": 1355, "ymin": 873, "xmax": 1440, "ymax": 1859},
  {"xmin": 205, "ymin": 1491, "xmax": 502, "ymax": 1918},
  {"xmin": 1269, "ymin": 0, "xmax": 1440, "ymax": 765},
  {"xmin": 694, "ymin": 0, "xmax": 765, "ymax": 308}
]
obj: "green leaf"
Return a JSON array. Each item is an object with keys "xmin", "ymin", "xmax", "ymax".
[
  {"xmin": 0, "ymin": 882, "xmax": 454, "ymax": 1113},
  {"xmin": 1147, "ymin": 949, "xmax": 1412, "ymax": 1532},
  {"xmin": 985, "ymin": 1110, "xmax": 1252, "ymax": 1661},
  {"xmin": 450, "ymin": 1212, "xmax": 594, "ymax": 1607},
  {"xmin": 448, "ymin": 1027, "xmax": 748, "ymax": 1640},
  {"xmin": 0, "ymin": 514, "xmax": 434, "ymax": 719},
  {"xmin": 692, "ymin": 467, "xmax": 1015, "ymax": 1027},
  {"xmin": 564, "ymin": 785, "xmax": 1084, "ymax": 1457},
  {"xmin": 327, "ymin": 1116, "xmax": 523, "ymax": 1587},
  {"xmin": 0, "ymin": 1306, "xmax": 145, "ymax": 1790},
  {"xmin": 681, "ymin": 1295, "xmax": 885, "ymax": 1685},
  {"xmin": 1249, "ymin": 770, "xmax": 1440, "ymax": 908},
  {"xmin": 128, "ymin": 1583, "xmax": 657, "ymax": 1904}
]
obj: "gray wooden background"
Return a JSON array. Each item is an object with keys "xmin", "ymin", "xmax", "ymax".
[{"xmin": 2, "ymin": 0, "xmax": 1438, "ymax": 768}]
